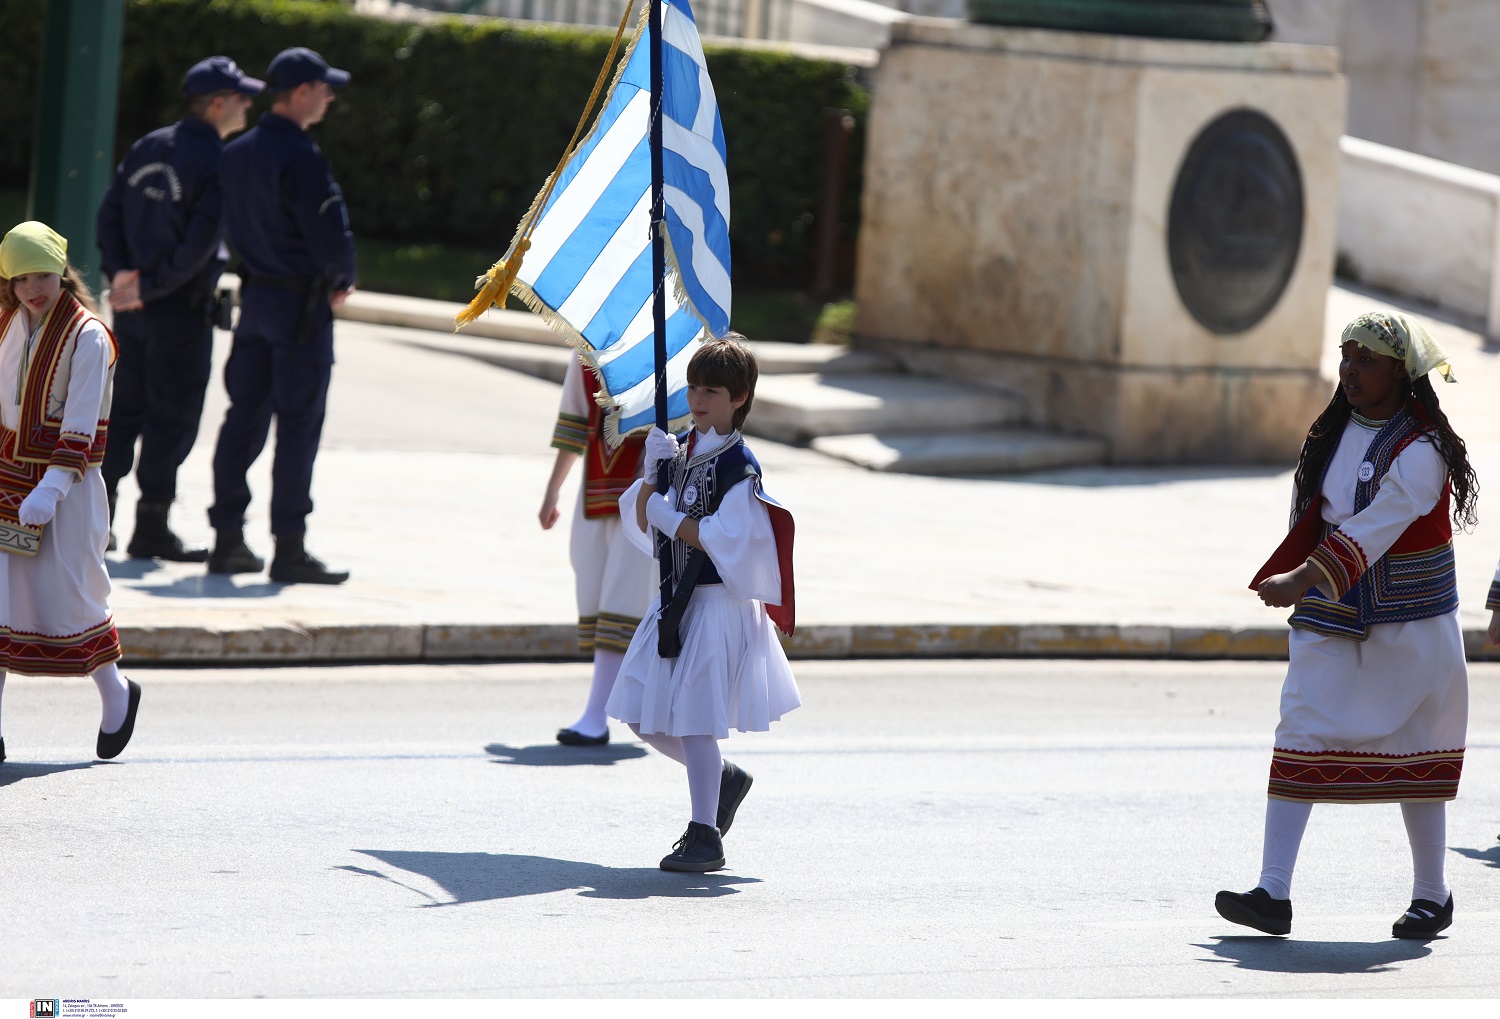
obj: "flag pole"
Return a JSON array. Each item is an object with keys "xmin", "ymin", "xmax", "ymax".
[{"xmin": 649, "ymin": 0, "xmax": 677, "ymax": 652}]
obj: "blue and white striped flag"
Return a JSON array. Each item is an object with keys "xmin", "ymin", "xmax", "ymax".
[{"xmin": 509, "ymin": 0, "xmax": 731, "ymax": 441}]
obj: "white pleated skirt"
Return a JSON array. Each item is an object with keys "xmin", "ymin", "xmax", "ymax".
[{"xmin": 608, "ymin": 585, "xmax": 801, "ymax": 738}]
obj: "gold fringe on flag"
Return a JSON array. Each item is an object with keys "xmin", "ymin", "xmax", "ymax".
[{"xmin": 454, "ymin": 0, "xmax": 639, "ymax": 331}]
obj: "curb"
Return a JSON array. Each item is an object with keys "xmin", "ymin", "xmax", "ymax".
[
  {"xmin": 114, "ymin": 622, "xmax": 1500, "ymax": 665},
  {"xmin": 114, "ymin": 622, "xmax": 1311, "ymax": 665}
]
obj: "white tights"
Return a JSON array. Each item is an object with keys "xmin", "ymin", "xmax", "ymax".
[
  {"xmin": 566, "ymin": 650, "xmax": 623, "ymax": 739},
  {"xmin": 0, "ymin": 665, "xmax": 129, "ymax": 738},
  {"xmin": 628, "ymin": 723, "xmax": 722, "ymax": 828},
  {"xmin": 1257, "ymin": 797, "xmax": 1449, "ymax": 903}
]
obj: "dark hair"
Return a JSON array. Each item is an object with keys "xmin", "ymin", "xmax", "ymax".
[
  {"xmin": 0, "ymin": 263, "xmax": 96, "ymax": 314},
  {"xmin": 687, "ymin": 332, "xmax": 758, "ymax": 430},
  {"xmin": 1292, "ymin": 376, "xmax": 1478, "ymax": 531}
]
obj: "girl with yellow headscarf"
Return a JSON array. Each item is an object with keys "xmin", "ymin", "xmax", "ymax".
[
  {"xmin": 1216, "ymin": 310, "xmax": 1476, "ymax": 941},
  {"xmin": 0, "ymin": 222, "xmax": 139, "ymax": 766}
]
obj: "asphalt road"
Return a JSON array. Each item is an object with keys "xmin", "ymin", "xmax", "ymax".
[{"xmin": 2, "ymin": 660, "xmax": 1498, "ymax": 998}]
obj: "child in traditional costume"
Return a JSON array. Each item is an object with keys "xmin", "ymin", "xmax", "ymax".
[
  {"xmin": 1217, "ymin": 310, "xmax": 1475, "ymax": 939},
  {"xmin": 539, "ymin": 351, "xmax": 655, "ymax": 746},
  {"xmin": 0, "ymin": 222, "xmax": 140, "ymax": 765},
  {"xmin": 608, "ymin": 336, "xmax": 799, "ymax": 872}
]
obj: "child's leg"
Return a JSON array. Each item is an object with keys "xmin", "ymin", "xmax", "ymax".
[
  {"xmin": 1258, "ymin": 798, "xmax": 1313, "ymax": 900},
  {"xmin": 681, "ymin": 734, "xmax": 723, "ymax": 829},
  {"xmin": 567, "ymin": 650, "xmax": 623, "ymax": 738},
  {"xmin": 628, "ymin": 722, "xmax": 686, "ymax": 764},
  {"xmin": 0, "ymin": 669, "xmax": 6, "ymax": 737},
  {"xmin": 1400, "ymin": 801, "xmax": 1449, "ymax": 903},
  {"xmin": 93, "ymin": 661, "xmax": 130, "ymax": 733}
]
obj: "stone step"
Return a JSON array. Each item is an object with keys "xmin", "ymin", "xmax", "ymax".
[
  {"xmin": 748, "ymin": 372, "xmax": 1025, "ymax": 444},
  {"xmin": 811, "ymin": 428, "xmax": 1108, "ymax": 475},
  {"xmin": 387, "ymin": 331, "xmax": 897, "ymax": 386}
]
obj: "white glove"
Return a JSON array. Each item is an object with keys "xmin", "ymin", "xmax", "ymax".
[
  {"xmin": 18, "ymin": 467, "xmax": 73, "ymax": 527},
  {"xmin": 645, "ymin": 491, "xmax": 686, "ymax": 539},
  {"xmin": 643, "ymin": 427, "xmax": 679, "ymax": 480}
]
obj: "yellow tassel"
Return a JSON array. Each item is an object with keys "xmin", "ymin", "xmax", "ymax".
[{"xmin": 454, "ymin": 238, "xmax": 531, "ymax": 330}]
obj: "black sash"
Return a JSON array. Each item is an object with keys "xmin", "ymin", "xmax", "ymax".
[{"xmin": 657, "ymin": 457, "xmax": 757, "ymax": 658}]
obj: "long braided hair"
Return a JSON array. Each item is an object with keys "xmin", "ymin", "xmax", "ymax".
[{"xmin": 1291, "ymin": 375, "xmax": 1478, "ymax": 531}]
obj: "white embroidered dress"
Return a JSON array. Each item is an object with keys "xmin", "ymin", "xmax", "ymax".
[
  {"xmin": 1272, "ymin": 415, "xmax": 1467, "ymax": 801},
  {"xmin": 0, "ymin": 308, "xmax": 118, "ymax": 676}
]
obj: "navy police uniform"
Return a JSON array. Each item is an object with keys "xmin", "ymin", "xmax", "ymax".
[
  {"xmin": 95, "ymin": 56, "xmax": 264, "ymax": 560},
  {"xmin": 208, "ymin": 47, "xmax": 354, "ymax": 582}
]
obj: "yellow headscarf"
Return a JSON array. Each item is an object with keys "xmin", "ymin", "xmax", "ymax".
[
  {"xmin": 1341, "ymin": 310, "xmax": 1456, "ymax": 383},
  {"xmin": 0, "ymin": 221, "xmax": 68, "ymax": 279}
]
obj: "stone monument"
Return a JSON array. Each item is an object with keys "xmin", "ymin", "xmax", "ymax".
[{"xmin": 853, "ymin": 3, "xmax": 1347, "ymax": 463}]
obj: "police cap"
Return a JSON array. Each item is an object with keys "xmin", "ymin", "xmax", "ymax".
[
  {"xmin": 266, "ymin": 47, "xmax": 351, "ymax": 91},
  {"xmin": 183, "ymin": 56, "xmax": 266, "ymax": 97}
]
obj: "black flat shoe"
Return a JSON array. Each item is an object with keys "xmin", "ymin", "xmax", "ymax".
[
  {"xmin": 0, "ymin": 736, "xmax": 6, "ymax": 764},
  {"xmin": 1215, "ymin": 887, "xmax": 1292, "ymax": 936},
  {"xmin": 717, "ymin": 760, "xmax": 753, "ymax": 837},
  {"xmin": 1392, "ymin": 894, "xmax": 1453, "ymax": 939},
  {"xmin": 97, "ymin": 680, "xmax": 141, "ymax": 760},
  {"xmin": 555, "ymin": 727, "xmax": 608, "ymax": 747}
]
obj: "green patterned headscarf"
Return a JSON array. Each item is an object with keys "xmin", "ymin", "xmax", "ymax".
[{"xmin": 1341, "ymin": 310, "xmax": 1456, "ymax": 383}]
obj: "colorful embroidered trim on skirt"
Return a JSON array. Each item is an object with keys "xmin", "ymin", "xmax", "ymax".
[
  {"xmin": 1, "ymin": 618, "xmax": 123, "ymax": 676},
  {"xmin": 1268, "ymin": 747, "xmax": 1464, "ymax": 803}
]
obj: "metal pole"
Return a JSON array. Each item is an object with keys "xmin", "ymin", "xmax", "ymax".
[
  {"xmin": 28, "ymin": 0, "xmax": 124, "ymax": 292},
  {"xmin": 649, "ymin": 0, "xmax": 677, "ymax": 654}
]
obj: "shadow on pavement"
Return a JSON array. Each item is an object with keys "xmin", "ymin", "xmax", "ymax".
[
  {"xmin": 0, "ymin": 761, "xmax": 98, "ymax": 788},
  {"xmin": 105, "ymin": 557, "xmax": 164, "ymax": 580},
  {"xmin": 1195, "ymin": 936, "xmax": 1432, "ymax": 974},
  {"xmin": 484, "ymin": 742, "xmax": 649, "ymax": 767},
  {"xmin": 1451, "ymin": 843, "xmax": 1500, "ymax": 869},
  {"xmin": 114, "ymin": 573, "xmax": 284, "ymax": 600},
  {"xmin": 340, "ymin": 849, "xmax": 757, "ymax": 904}
]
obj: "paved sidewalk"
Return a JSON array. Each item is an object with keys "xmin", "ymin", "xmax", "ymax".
[{"xmin": 100, "ymin": 283, "xmax": 1500, "ymax": 664}]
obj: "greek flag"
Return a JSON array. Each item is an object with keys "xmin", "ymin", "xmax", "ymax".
[{"xmin": 511, "ymin": 0, "xmax": 731, "ymax": 440}]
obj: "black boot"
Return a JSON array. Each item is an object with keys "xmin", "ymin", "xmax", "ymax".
[
  {"xmin": 207, "ymin": 529, "xmax": 264, "ymax": 575},
  {"xmin": 659, "ymin": 821, "xmax": 725, "ymax": 873},
  {"xmin": 127, "ymin": 501, "xmax": 209, "ymax": 562},
  {"xmin": 269, "ymin": 533, "xmax": 349, "ymax": 585},
  {"xmin": 106, "ymin": 488, "xmax": 118, "ymax": 553}
]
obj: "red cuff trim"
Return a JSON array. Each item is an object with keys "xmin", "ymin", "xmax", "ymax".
[
  {"xmin": 47, "ymin": 433, "xmax": 92, "ymax": 478},
  {"xmin": 1308, "ymin": 530, "xmax": 1368, "ymax": 599}
]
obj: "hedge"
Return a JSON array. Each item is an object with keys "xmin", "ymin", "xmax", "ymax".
[{"xmin": 0, "ymin": 0, "xmax": 867, "ymax": 288}]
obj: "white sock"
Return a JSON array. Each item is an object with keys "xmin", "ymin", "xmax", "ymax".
[
  {"xmin": 1401, "ymin": 801, "xmax": 1450, "ymax": 904},
  {"xmin": 93, "ymin": 662, "xmax": 129, "ymax": 734},
  {"xmin": 682, "ymin": 734, "xmax": 722, "ymax": 829},
  {"xmin": 1257, "ymin": 798, "xmax": 1313, "ymax": 900},
  {"xmin": 628, "ymin": 722, "xmax": 686, "ymax": 764},
  {"xmin": 567, "ymin": 650, "xmax": 622, "ymax": 738}
]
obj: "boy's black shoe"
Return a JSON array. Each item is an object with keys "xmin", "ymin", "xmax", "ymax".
[
  {"xmin": 659, "ymin": 821, "xmax": 725, "ymax": 873},
  {"xmin": 1, "ymin": 736, "xmax": 6, "ymax": 764},
  {"xmin": 717, "ymin": 760, "xmax": 753, "ymax": 836},
  {"xmin": 1215, "ymin": 887, "xmax": 1292, "ymax": 936},
  {"xmin": 1392, "ymin": 894, "xmax": 1453, "ymax": 939}
]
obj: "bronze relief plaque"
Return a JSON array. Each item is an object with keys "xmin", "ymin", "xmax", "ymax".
[{"xmin": 1167, "ymin": 108, "xmax": 1304, "ymax": 335}]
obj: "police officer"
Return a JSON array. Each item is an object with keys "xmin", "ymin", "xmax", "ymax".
[
  {"xmin": 96, "ymin": 56, "xmax": 263, "ymax": 560},
  {"xmin": 207, "ymin": 47, "xmax": 356, "ymax": 584}
]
